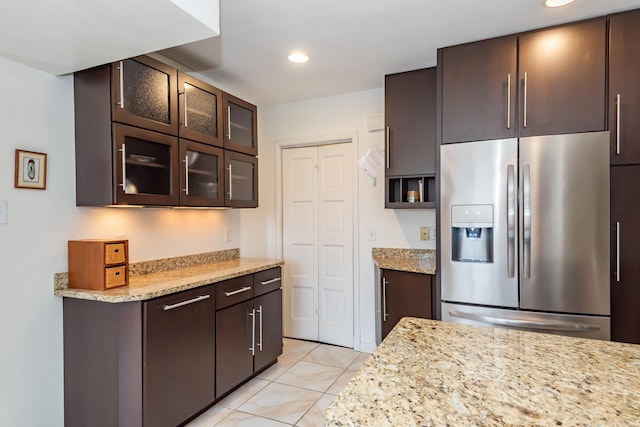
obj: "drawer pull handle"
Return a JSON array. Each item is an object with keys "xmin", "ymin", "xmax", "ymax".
[
  {"xmin": 163, "ymin": 295, "xmax": 210, "ymax": 311},
  {"xmin": 225, "ymin": 286, "xmax": 252, "ymax": 297},
  {"xmin": 115, "ymin": 271, "xmax": 120, "ymax": 276},
  {"xmin": 260, "ymin": 277, "xmax": 281, "ymax": 286},
  {"xmin": 114, "ymin": 249, "xmax": 119, "ymax": 253}
]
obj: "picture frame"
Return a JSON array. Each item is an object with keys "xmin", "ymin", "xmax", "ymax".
[{"xmin": 15, "ymin": 149, "xmax": 47, "ymax": 190}]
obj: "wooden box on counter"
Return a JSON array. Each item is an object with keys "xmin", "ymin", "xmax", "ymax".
[{"xmin": 68, "ymin": 239, "xmax": 129, "ymax": 290}]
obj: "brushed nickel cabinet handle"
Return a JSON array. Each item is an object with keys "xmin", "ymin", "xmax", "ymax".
[
  {"xmin": 257, "ymin": 305, "xmax": 263, "ymax": 351},
  {"xmin": 523, "ymin": 72, "xmax": 528, "ymax": 128},
  {"xmin": 385, "ymin": 126, "xmax": 390, "ymax": 169},
  {"xmin": 182, "ymin": 155, "xmax": 189, "ymax": 195},
  {"xmin": 228, "ymin": 163, "xmax": 233, "ymax": 200},
  {"xmin": 224, "ymin": 286, "xmax": 252, "ymax": 297},
  {"xmin": 119, "ymin": 144, "xmax": 127, "ymax": 192},
  {"xmin": 507, "ymin": 74, "xmax": 511, "ymax": 129},
  {"xmin": 382, "ymin": 277, "xmax": 388, "ymax": 321},
  {"xmin": 117, "ymin": 61, "xmax": 124, "ymax": 109},
  {"xmin": 616, "ymin": 221, "xmax": 621, "ymax": 283},
  {"xmin": 227, "ymin": 106, "xmax": 232, "ymax": 140},
  {"xmin": 260, "ymin": 277, "xmax": 281, "ymax": 285},
  {"xmin": 249, "ymin": 308, "xmax": 256, "ymax": 356},
  {"xmin": 616, "ymin": 94, "xmax": 621, "ymax": 155},
  {"xmin": 163, "ymin": 295, "xmax": 210, "ymax": 311},
  {"xmin": 183, "ymin": 83, "xmax": 189, "ymax": 128}
]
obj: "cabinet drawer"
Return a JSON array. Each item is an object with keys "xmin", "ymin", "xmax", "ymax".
[
  {"xmin": 216, "ymin": 276, "xmax": 254, "ymax": 310},
  {"xmin": 105, "ymin": 266, "xmax": 127, "ymax": 289},
  {"xmin": 253, "ymin": 267, "xmax": 282, "ymax": 297},
  {"xmin": 105, "ymin": 243, "xmax": 126, "ymax": 265}
]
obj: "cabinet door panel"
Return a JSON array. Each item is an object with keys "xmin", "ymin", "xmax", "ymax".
[
  {"xmin": 518, "ymin": 18, "xmax": 606, "ymax": 137},
  {"xmin": 223, "ymin": 93, "xmax": 257, "ymax": 156},
  {"xmin": 254, "ymin": 290, "xmax": 283, "ymax": 372},
  {"xmin": 609, "ymin": 9, "xmax": 640, "ymax": 165},
  {"xmin": 225, "ymin": 151, "xmax": 258, "ymax": 208},
  {"xmin": 113, "ymin": 123, "xmax": 180, "ymax": 206},
  {"xmin": 216, "ymin": 301, "xmax": 255, "ymax": 397},
  {"xmin": 179, "ymin": 72, "xmax": 223, "ymax": 147},
  {"xmin": 179, "ymin": 140, "xmax": 224, "ymax": 207},
  {"xmin": 111, "ymin": 56, "xmax": 178, "ymax": 136},
  {"xmin": 143, "ymin": 286, "xmax": 215, "ymax": 427},
  {"xmin": 381, "ymin": 270, "xmax": 432, "ymax": 340},
  {"xmin": 610, "ymin": 166, "xmax": 640, "ymax": 344},
  {"xmin": 385, "ymin": 68, "xmax": 436, "ymax": 176},
  {"xmin": 441, "ymin": 35, "xmax": 517, "ymax": 143}
]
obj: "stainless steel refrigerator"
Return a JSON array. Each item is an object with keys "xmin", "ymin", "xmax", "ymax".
[{"xmin": 440, "ymin": 131, "xmax": 610, "ymax": 340}]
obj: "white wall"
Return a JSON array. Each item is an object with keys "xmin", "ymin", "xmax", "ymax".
[
  {"xmin": 0, "ymin": 58, "xmax": 241, "ymax": 426},
  {"xmin": 260, "ymin": 89, "xmax": 436, "ymax": 352}
]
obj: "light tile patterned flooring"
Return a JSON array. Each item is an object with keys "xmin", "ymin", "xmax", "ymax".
[{"xmin": 186, "ymin": 338, "xmax": 370, "ymax": 427}]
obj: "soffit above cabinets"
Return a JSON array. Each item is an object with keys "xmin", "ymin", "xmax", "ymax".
[{"xmin": 0, "ymin": 0, "xmax": 219, "ymax": 76}]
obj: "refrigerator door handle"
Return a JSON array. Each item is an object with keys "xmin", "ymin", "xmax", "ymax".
[
  {"xmin": 523, "ymin": 164, "xmax": 532, "ymax": 279},
  {"xmin": 507, "ymin": 164, "xmax": 516, "ymax": 278},
  {"xmin": 449, "ymin": 310, "xmax": 600, "ymax": 332}
]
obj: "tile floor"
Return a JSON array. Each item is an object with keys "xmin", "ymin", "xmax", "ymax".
[{"xmin": 186, "ymin": 338, "xmax": 370, "ymax": 427}]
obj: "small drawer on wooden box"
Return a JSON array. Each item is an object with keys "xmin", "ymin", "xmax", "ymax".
[
  {"xmin": 105, "ymin": 243, "xmax": 127, "ymax": 265},
  {"xmin": 68, "ymin": 239, "xmax": 129, "ymax": 290},
  {"xmin": 105, "ymin": 265, "xmax": 127, "ymax": 289}
]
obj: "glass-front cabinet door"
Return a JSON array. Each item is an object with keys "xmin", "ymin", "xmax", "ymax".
[
  {"xmin": 178, "ymin": 72, "xmax": 223, "ymax": 147},
  {"xmin": 179, "ymin": 140, "xmax": 224, "ymax": 207},
  {"xmin": 113, "ymin": 124, "xmax": 179, "ymax": 206},
  {"xmin": 223, "ymin": 93, "xmax": 257, "ymax": 156},
  {"xmin": 111, "ymin": 56, "xmax": 178, "ymax": 136},
  {"xmin": 225, "ymin": 151, "xmax": 258, "ymax": 208}
]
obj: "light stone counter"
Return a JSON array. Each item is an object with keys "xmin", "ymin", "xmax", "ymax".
[
  {"xmin": 326, "ymin": 317, "xmax": 640, "ymax": 426},
  {"xmin": 372, "ymin": 248, "xmax": 436, "ymax": 275},
  {"xmin": 54, "ymin": 250, "xmax": 283, "ymax": 303}
]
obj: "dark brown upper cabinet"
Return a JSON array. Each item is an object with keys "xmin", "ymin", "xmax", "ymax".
[
  {"xmin": 179, "ymin": 140, "xmax": 224, "ymax": 207},
  {"xmin": 609, "ymin": 9, "xmax": 640, "ymax": 165},
  {"xmin": 111, "ymin": 56, "xmax": 179, "ymax": 136},
  {"xmin": 178, "ymin": 72, "xmax": 223, "ymax": 147},
  {"xmin": 439, "ymin": 17, "xmax": 606, "ymax": 143},
  {"xmin": 224, "ymin": 150, "xmax": 258, "ymax": 208},
  {"xmin": 440, "ymin": 35, "xmax": 517, "ymax": 144},
  {"xmin": 223, "ymin": 92, "xmax": 258, "ymax": 156},
  {"xmin": 518, "ymin": 17, "xmax": 606, "ymax": 137},
  {"xmin": 385, "ymin": 68, "xmax": 436, "ymax": 176}
]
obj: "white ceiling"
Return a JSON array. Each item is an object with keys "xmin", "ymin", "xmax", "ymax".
[
  {"xmin": 4, "ymin": 0, "xmax": 640, "ymax": 106},
  {"xmin": 0, "ymin": 0, "xmax": 219, "ymax": 75},
  {"xmin": 160, "ymin": 0, "xmax": 640, "ymax": 105}
]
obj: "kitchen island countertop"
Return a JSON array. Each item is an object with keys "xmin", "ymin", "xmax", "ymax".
[{"xmin": 325, "ymin": 317, "xmax": 640, "ymax": 426}]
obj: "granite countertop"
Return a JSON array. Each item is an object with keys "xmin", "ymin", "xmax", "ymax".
[
  {"xmin": 372, "ymin": 248, "xmax": 436, "ymax": 274},
  {"xmin": 325, "ymin": 317, "xmax": 640, "ymax": 426},
  {"xmin": 54, "ymin": 249, "xmax": 283, "ymax": 303}
]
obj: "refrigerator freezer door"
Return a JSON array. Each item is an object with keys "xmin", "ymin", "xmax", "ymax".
[
  {"xmin": 519, "ymin": 132, "xmax": 610, "ymax": 315},
  {"xmin": 441, "ymin": 139, "xmax": 518, "ymax": 307},
  {"xmin": 442, "ymin": 302, "xmax": 610, "ymax": 340}
]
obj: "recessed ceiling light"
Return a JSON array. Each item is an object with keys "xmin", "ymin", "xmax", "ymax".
[
  {"xmin": 288, "ymin": 52, "xmax": 309, "ymax": 63},
  {"xmin": 543, "ymin": 0, "xmax": 576, "ymax": 7}
]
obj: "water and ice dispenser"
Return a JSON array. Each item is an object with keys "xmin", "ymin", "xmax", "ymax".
[{"xmin": 451, "ymin": 204, "xmax": 494, "ymax": 263}]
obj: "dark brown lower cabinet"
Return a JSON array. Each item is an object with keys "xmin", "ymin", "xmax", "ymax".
[
  {"xmin": 216, "ymin": 300, "xmax": 255, "ymax": 397},
  {"xmin": 381, "ymin": 269, "xmax": 433, "ymax": 340},
  {"xmin": 610, "ymin": 166, "xmax": 640, "ymax": 344},
  {"xmin": 254, "ymin": 289, "xmax": 283, "ymax": 372},
  {"xmin": 143, "ymin": 286, "xmax": 216, "ymax": 427},
  {"xmin": 216, "ymin": 285, "xmax": 283, "ymax": 397},
  {"xmin": 63, "ymin": 267, "xmax": 283, "ymax": 427},
  {"xmin": 63, "ymin": 285, "xmax": 216, "ymax": 427}
]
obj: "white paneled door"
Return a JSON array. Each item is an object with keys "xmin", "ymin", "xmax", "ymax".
[{"xmin": 282, "ymin": 143, "xmax": 354, "ymax": 347}]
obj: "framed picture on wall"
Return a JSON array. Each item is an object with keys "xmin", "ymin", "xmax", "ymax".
[{"xmin": 15, "ymin": 149, "xmax": 47, "ymax": 190}]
